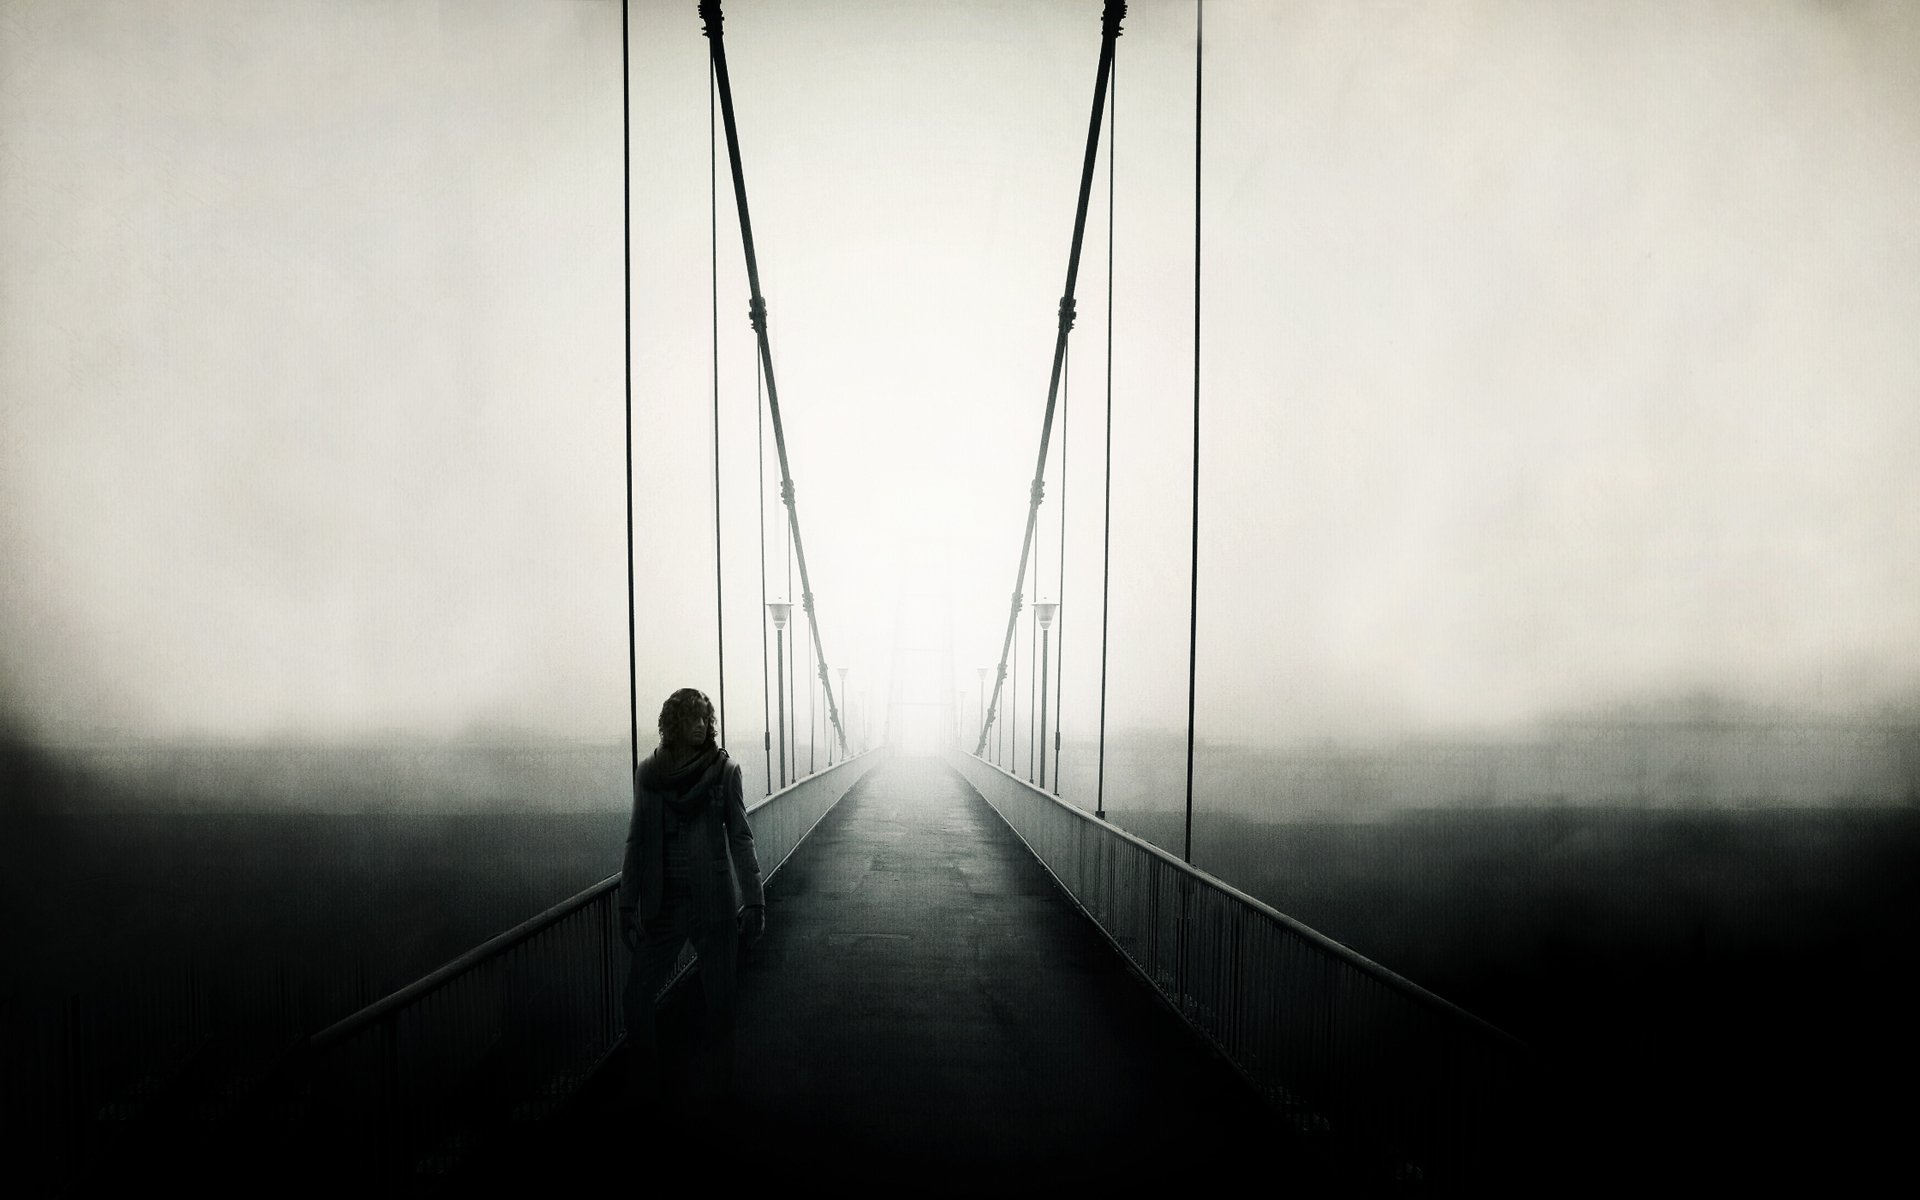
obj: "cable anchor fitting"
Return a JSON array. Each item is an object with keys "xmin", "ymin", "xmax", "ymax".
[
  {"xmin": 1102, "ymin": 0, "xmax": 1127, "ymax": 40},
  {"xmin": 698, "ymin": 1, "xmax": 724, "ymax": 40}
]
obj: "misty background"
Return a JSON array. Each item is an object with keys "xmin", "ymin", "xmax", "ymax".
[
  {"xmin": 3, "ymin": 0, "xmax": 1918, "ymax": 814},
  {"xmin": 5, "ymin": 7, "xmax": 1919, "ymax": 1189}
]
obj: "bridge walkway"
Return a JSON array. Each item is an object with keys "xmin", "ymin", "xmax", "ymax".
[{"xmin": 470, "ymin": 755, "xmax": 1331, "ymax": 1187}]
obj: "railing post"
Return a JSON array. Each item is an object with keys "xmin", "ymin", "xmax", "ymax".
[
  {"xmin": 600, "ymin": 893, "xmax": 617, "ymax": 1047},
  {"xmin": 1175, "ymin": 872, "xmax": 1194, "ymax": 1017}
]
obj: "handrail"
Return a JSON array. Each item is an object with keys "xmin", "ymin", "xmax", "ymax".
[
  {"xmin": 305, "ymin": 756, "xmax": 864, "ymax": 1050},
  {"xmin": 309, "ymin": 875, "xmax": 619, "ymax": 1049},
  {"xmin": 300, "ymin": 749, "xmax": 883, "ymax": 1190},
  {"xmin": 962, "ymin": 753, "xmax": 1523, "ymax": 1053},
  {"xmin": 951, "ymin": 747, "xmax": 1528, "ymax": 1187}
]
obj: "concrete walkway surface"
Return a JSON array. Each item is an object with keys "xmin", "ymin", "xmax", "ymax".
[{"xmin": 469, "ymin": 755, "xmax": 1327, "ymax": 1190}]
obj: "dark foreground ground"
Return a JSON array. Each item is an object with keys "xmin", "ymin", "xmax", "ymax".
[
  {"xmin": 2, "ymin": 786, "xmax": 629, "ymax": 1194},
  {"xmin": 6, "ymin": 737, "xmax": 1917, "ymax": 1192},
  {"xmin": 1112, "ymin": 803, "xmax": 1920, "ymax": 1192}
]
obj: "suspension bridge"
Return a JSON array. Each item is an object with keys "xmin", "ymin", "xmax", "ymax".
[{"xmin": 13, "ymin": 2, "xmax": 1531, "ymax": 1192}]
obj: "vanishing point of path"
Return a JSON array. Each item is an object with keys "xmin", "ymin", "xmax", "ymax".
[{"xmin": 475, "ymin": 755, "xmax": 1328, "ymax": 1189}]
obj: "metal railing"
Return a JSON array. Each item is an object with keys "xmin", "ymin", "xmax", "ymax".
[
  {"xmin": 951, "ymin": 749, "xmax": 1528, "ymax": 1189},
  {"xmin": 301, "ymin": 749, "xmax": 882, "ymax": 1192}
]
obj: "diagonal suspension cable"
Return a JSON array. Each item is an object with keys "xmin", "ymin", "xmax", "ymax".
[
  {"xmin": 976, "ymin": 0, "xmax": 1126, "ymax": 757},
  {"xmin": 700, "ymin": 1, "xmax": 848, "ymax": 757}
]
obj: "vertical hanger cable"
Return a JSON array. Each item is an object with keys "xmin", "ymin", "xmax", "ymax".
[
  {"xmin": 1182, "ymin": 0, "xmax": 1203, "ymax": 865},
  {"xmin": 710, "ymin": 57, "xmax": 728, "ymax": 746},
  {"xmin": 621, "ymin": 0, "xmax": 638, "ymax": 782}
]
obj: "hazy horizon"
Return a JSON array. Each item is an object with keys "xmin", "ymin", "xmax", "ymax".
[{"xmin": 14, "ymin": 699, "xmax": 1914, "ymax": 818}]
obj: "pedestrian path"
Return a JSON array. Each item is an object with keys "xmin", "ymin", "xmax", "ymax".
[{"xmin": 470, "ymin": 755, "xmax": 1321, "ymax": 1188}]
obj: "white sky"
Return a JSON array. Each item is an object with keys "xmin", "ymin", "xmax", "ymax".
[{"xmin": 3, "ymin": 0, "xmax": 1918, "ymax": 751}]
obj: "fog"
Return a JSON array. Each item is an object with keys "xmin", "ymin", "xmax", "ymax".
[{"xmin": 4, "ymin": 1, "xmax": 1918, "ymax": 806}]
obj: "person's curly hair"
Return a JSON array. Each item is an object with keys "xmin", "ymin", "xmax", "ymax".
[{"xmin": 657, "ymin": 687, "xmax": 718, "ymax": 750}]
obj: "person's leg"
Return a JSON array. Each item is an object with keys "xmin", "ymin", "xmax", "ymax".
[
  {"xmin": 688, "ymin": 918, "xmax": 741, "ymax": 1106},
  {"xmin": 621, "ymin": 917, "xmax": 688, "ymax": 1058}
]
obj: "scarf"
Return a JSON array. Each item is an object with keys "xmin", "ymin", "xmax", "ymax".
[{"xmin": 637, "ymin": 744, "xmax": 727, "ymax": 816}]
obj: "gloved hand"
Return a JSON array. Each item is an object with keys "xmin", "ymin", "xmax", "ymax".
[
  {"xmin": 739, "ymin": 904, "xmax": 766, "ymax": 943},
  {"xmin": 619, "ymin": 908, "xmax": 639, "ymax": 952}
]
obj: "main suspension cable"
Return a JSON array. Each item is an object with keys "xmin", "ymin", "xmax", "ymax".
[
  {"xmin": 976, "ymin": 0, "xmax": 1126, "ymax": 758},
  {"xmin": 700, "ymin": 0, "xmax": 850, "ymax": 757}
]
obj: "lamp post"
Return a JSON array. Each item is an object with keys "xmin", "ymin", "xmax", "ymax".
[
  {"xmin": 1036, "ymin": 601, "xmax": 1058, "ymax": 790},
  {"xmin": 768, "ymin": 601, "xmax": 791, "ymax": 788}
]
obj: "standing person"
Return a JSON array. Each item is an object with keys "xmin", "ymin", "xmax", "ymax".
[{"xmin": 619, "ymin": 687, "xmax": 766, "ymax": 1107}]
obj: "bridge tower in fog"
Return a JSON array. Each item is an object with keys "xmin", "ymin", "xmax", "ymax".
[{"xmin": 883, "ymin": 538, "xmax": 961, "ymax": 755}]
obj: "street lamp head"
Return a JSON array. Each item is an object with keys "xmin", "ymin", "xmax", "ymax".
[
  {"xmin": 837, "ymin": 667, "xmax": 849, "ymax": 687},
  {"xmin": 767, "ymin": 601, "xmax": 791, "ymax": 630},
  {"xmin": 1035, "ymin": 601, "xmax": 1059, "ymax": 631}
]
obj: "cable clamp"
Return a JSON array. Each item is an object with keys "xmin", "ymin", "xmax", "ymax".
[
  {"xmin": 1030, "ymin": 478, "xmax": 1046, "ymax": 505},
  {"xmin": 1057, "ymin": 297, "xmax": 1077, "ymax": 331},
  {"xmin": 801, "ymin": 591, "xmax": 815, "ymax": 615},
  {"xmin": 748, "ymin": 296, "xmax": 767, "ymax": 333},
  {"xmin": 1012, "ymin": 590, "xmax": 1023, "ymax": 612},
  {"xmin": 698, "ymin": 1, "xmax": 724, "ymax": 40},
  {"xmin": 1102, "ymin": 0, "xmax": 1127, "ymax": 40},
  {"xmin": 779, "ymin": 479, "xmax": 795, "ymax": 506}
]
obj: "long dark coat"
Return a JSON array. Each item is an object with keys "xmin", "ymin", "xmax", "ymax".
[{"xmin": 617, "ymin": 746, "xmax": 764, "ymax": 929}]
